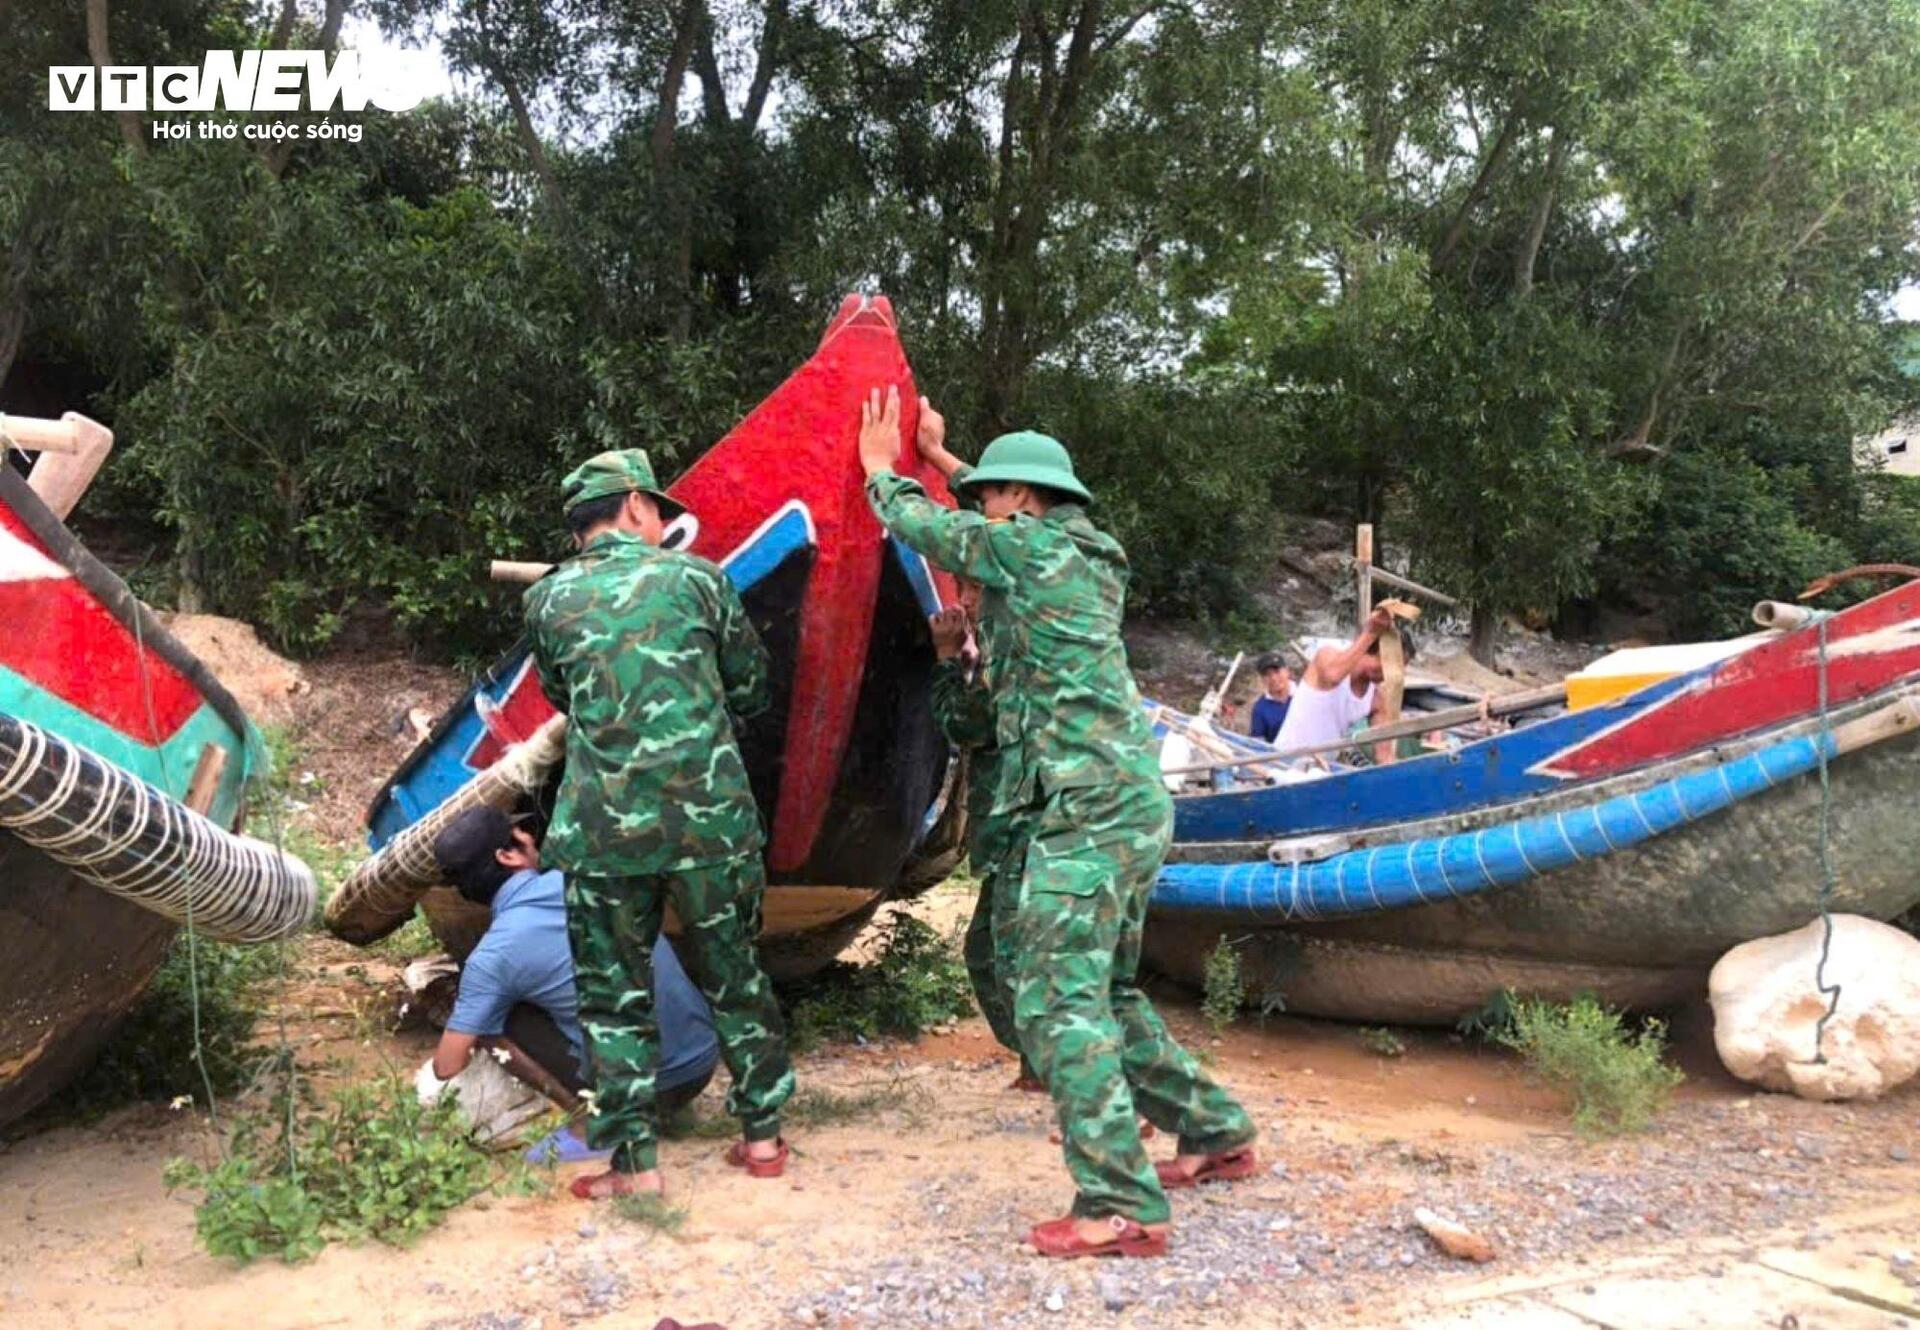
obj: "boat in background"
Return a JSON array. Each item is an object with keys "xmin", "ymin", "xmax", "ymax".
[
  {"xmin": 0, "ymin": 414, "xmax": 313, "ymax": 1129},
  {"xmin": 334, "ymin": 296, "xmax": 963, "ymax": 978},
  {"xmin": 1146, "ymin": 582, "xmax": 1920, "ymax": 1022}
]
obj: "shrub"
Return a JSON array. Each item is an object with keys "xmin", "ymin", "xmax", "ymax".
[
  {"xmin": 1496, "ymin": 993, "xmax": 1685, "ymax": 1137},
  {"xmin": 1201, "ymin": 936, "xmax": 1247, "ymax": 1035},
  {"xmin": 165, "ymin": 1074, "xmax": 535, "ymax": 1264},
  {"xmin": 1362, "ymin": 1026, "xmax": 1406, "ymax": 1058},
  {"xmin": 782, "ymin": 914, "xmax": 973, "ymax": 1049}
]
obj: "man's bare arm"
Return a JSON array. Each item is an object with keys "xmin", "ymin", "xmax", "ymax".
[
  {"xmin": 432, "ymin": 1029, "xmax": 479, "ymax": 1082},
  {"xmin": 1369, "ymin": 694, "xmax": 1397, "ymax": 766},
  {"xmin": 1310, "ymin": 606, "xmax": 1394, "ymax": 688}
]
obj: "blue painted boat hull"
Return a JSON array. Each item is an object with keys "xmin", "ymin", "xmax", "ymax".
[{"xmin": 1147, "ymin": 588, "xmax": 1920, "ymax": 1021}]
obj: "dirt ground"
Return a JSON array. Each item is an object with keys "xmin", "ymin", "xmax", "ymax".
[
  {"xmin": 2, "ymin": 879, "xmax": 1916, "ymax": 1330},
  {"xmin": 6, "ymin": 630, "xmax": 1914, "ymax": 1330}
]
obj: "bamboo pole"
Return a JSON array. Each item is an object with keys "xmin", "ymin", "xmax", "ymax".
[{"xmin": 1158, "ymin": 680, "xmax": 1568, "ymax": 778}]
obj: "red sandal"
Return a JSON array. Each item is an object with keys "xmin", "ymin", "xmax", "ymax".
[
  {"xmin": 1154, "ymin": 1146, "xmax": 1258, "ymax": 1190},
  {"xmin": 1027, "ymin": 1214, "xmax": 1168, "ymax": 1259},
  {"xmin": 725, "ymin": 1138, "xmax": 789, "ymax": 1179},
  {"xmin": 568, "ymin": 1170, "xmax": 664, "ymax": 1201},
  {"xmin": 1009, "ymin": 1071, "xmax": 1046, "ymax": 1094}
]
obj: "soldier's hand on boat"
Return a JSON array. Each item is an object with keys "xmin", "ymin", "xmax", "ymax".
[
  {"xmin": 916, "ymin": 396, "xmax": 959, "ymax": 475},
  {"xmin": 859, "ymin": 385, "xmax": 903, "ymax": 476},
  {"xmin": 929, "ymin": 607, "xmax": 969, "ymax": 659}
]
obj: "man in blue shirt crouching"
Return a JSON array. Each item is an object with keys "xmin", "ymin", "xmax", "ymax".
[{"xmin": 428, "ymin": 807, "xmax": 720, "ymax": 1134}]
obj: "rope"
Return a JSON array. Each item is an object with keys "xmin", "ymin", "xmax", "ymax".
[
  {"xmin": 132, "ymin": 609, "xmax": 222, "ymax": 1126},
  {"xmin": 1807, "ymin": 617, "xmax": 1842, "ymax": 1064},
  {"xmin": 0, "ymin": 715, "xmax": 317, "ymax": 939}
]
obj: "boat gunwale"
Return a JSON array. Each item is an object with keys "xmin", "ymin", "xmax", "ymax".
[
  {"xmin": 1164, "ymin": 679, "xmax": 1920, "ymax": 864},
  {"xmin": 0, "ymin": 464, "xmax": 252, "ymax": 757}
]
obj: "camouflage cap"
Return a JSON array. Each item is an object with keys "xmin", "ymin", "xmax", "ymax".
[{"xmin": 561, "ymin": 449, "xmax": 686, "ymax": 521}]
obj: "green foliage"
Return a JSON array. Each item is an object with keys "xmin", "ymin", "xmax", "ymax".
[
  {"xmin": 1495, "ymin": 993, "xmax": 1686, "ymax": 1137},
  {"xmin": 57, "ymin": 935, "xmax": 283, "ymax": 1119},
  {"xmin": 165, "ymin": 1075, "xmax": 524, "ymax": 1264},
  {"xmin": 369, "ymin": 909, "xmax": 440, "ymax": 962},
  {"xmin": 612, "ymin": 1191, "xmax": 688, "ymax": 1233},
  {"xmin": 781, "ymin": 914, "xmax": 973, "ymax": 1050},
  {"xmin": 1361, "ymin": 1026, "xmax": 1406, "ymax": 1058},
  {"xmin": 1456, "ymin": 988, "xmax": 1522, "ymax": 1044},
  {"xmin": 11, "ymin": 0, "xmax": 1920, "ymax": 649},
  {"xmin": 1201, "ymin": 937, "xmax": 1247, "ymax": 1035}
]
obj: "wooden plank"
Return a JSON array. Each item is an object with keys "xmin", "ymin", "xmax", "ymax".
[{"xmin": 183, "ymin": 744, "xmax": 227, "ymax": 814}]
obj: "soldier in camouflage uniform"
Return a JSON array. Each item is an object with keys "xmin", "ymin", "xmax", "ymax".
[
  {"xmin": 928, "ymin": 586, "xmax": 1038, "ymax": 1088},
  {"xmin": 524, "ymin": 450, "xmax": 795, "ymax": 1198},
  {"xmin": 859, "ymin": 388, "xmax": 1258, "ymax": 1259}
]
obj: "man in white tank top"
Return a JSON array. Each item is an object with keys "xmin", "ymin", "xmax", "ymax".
[{"xmin": 1272, "ymin": 606, "xmax": 1401, "ymax": 765}]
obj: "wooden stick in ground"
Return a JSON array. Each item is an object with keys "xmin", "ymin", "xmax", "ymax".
[
  {"xmin": 1157, "ymin": 680, "xmax": 1568, "ymax": 777},
  {"xmin": 1355, "ymin": 523, "xmax": 1373, "ymax": 632}
]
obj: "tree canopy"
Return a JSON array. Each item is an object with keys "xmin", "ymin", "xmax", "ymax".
[{"xmin": 6, "ymin": 0, "xmax": 1920, "ymax": 659}]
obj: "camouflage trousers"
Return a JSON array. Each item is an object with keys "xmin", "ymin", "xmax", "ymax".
[
  {"xmin": 565, "ymin": 855, "xmax": 795, "ymax": 1172},
  {"xmin": 1010, "ymin": 778, "xmax": 1256, "ymax": 1225},
  {"xmin": 961, "ymin": 808, "xmax": 1029, "ymax": 1070}
]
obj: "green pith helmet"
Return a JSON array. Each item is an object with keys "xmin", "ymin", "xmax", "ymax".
[
  {"xmin": 561, "ymin": 448, "xmax": 686, "ymax": 521},
  {"xmin": 952, "ymin": 431, "xmax": 1093, "ymax": 506}
]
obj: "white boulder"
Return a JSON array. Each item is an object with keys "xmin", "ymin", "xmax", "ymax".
[{"xmin": 1710, "ymin": 914, "xmax": 1920, "ymax": 1101}]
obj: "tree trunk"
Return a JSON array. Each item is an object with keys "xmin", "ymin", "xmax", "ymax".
[
  {"xmin": 741, "ymin": 0, "xmax": 790, "ymax": 131},
  {"xmin": 86, "ymin": 0, "xmax": 147, "ymax": 155},
  {"xmin": 489, "ymin": 59, "xmax": 568, "ymax": 219},
  {"xmin": 652, "ymin": 0, "xmax": 706, "ymax": 340},
  {"xmin": 1432, "ymin": 106, "xmax": 1523, "ymax": 276},
  {"xmin": 263, "ymin": 0, "xmax": 350, "ymax": 178},
  {"xmin": 0, "ymin": 303, "xmax": 24, "ymax": 398},
  {"xmin": 1513, "ymin": 128, "xmax": 1568, "ymax": 299},
  {"xmin": 1468, "ymin": 604, "xmax": 1500, "ymax": 669}
]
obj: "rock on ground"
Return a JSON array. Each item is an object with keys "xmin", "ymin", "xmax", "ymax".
[{"xmin": 1710, "ymin": 914, "xmax": 1920, "ymax": 1101}]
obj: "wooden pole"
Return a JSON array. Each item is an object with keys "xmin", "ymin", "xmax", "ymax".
[
  {"xmin": 184, "ymin": 744, "xmax": 228, "ymax": 815},
  {"xmin": 0, "ymin": 412, "xmax": 115, "ymax": 520},
  {"xmin": 490, "ymin": 559, "xmax": 553, "ymax": 584},
  {"xmin": 1355, "ymin": 523, "xmax": 1373, "ymax": 632},
  {"xmin": 1367, "ymin": 565, "xmax": 1460, "ymax": 609},
  {"xmin": 1158, "ymin": 680, "xmax": 1568, "ymax": 777}
]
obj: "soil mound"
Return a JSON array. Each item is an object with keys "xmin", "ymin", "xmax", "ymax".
[{"xmin": 156, "ymin": 613, "xmax": 306, "ymax": 728}]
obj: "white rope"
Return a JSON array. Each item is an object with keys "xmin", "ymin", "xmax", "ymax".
[
  {"xmin": 324, "ymin": 714, "xmax": 568, "ymax": 942},
  {"xmin": 0, "ymin": 713, "xmax": 314, "ymax": 942}
]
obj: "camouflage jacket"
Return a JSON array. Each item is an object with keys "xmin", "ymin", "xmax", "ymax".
[
  {"xmin": 930, "ymin": 657, "xmax": 1001, "ymax": 824},
  {"xmin": 868, "ymin": 470, "xmax": 1160, "ymax": 814},
  {"xmin": 523, "ymin": 530, "xmax": 771, "ymax": 874}
]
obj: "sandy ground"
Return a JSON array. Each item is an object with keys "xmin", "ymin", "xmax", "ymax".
[{"xmin": 2, "ymin": 882, "xmax": 1916, "ymax": 1330}]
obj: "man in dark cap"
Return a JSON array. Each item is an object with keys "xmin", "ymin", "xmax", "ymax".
[
  {"xmin": 426, "ymin": 806, "xmax": 719, "ymax": 1142},
  {"xmin": 523, "ymin": 449, "xmax": 794, "ymax": 1200},
  {"xmin": 1247, "ymin": 652, "xmax": 1296, "ymax": 744}
]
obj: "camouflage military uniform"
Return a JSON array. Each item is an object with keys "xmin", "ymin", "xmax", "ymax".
[
  {"xmin": 930, "ymin": 657, "xmax": 1025, "ymax": 1061},
  {"xmin": 870, "ymin": 469, "xmax": 1254, "ymax": 1225},
  {"xmin": 525, "ymin": 509, "xmax": 794, "ymax": 1172}
]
